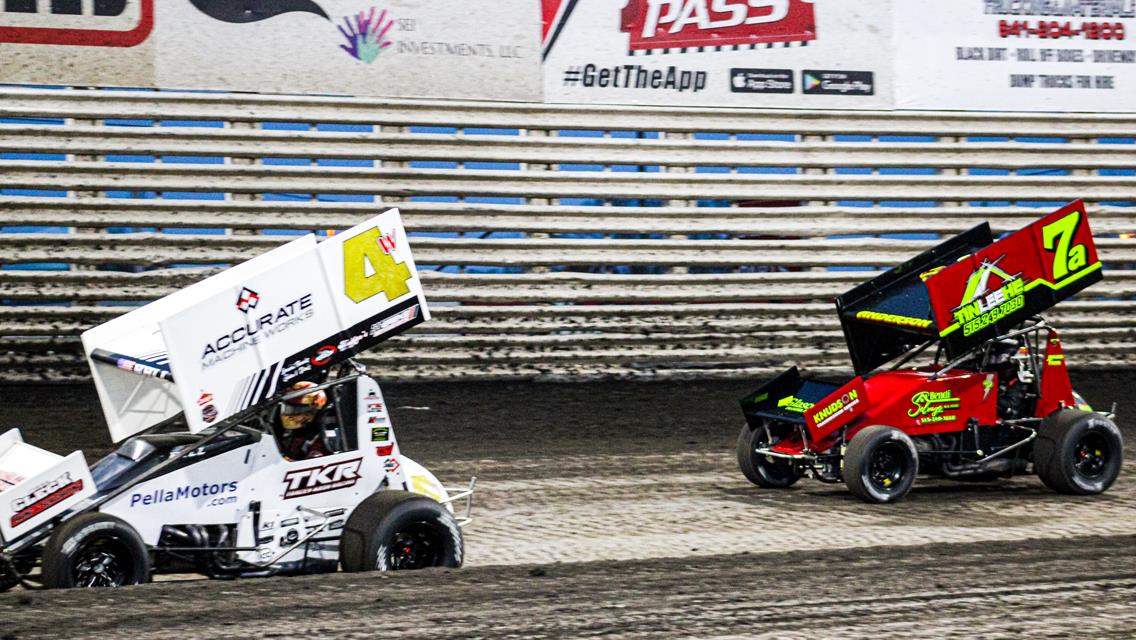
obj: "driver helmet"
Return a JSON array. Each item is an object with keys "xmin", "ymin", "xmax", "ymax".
[{"xmin": 281, "ymin": 381, "xmax": 327, "ymax": 430}]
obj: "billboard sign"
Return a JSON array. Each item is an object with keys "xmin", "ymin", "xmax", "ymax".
[
  {"xmin": 542, "ymin": 0, "xmax": 893, "ymax": 108},
  {"xmin": 895, "ymin": 0, "xmax": 1136, "ymax": 111},
  {"xmin": 0, "ymin": 0, "xmax": 540, "ymax": 101}
]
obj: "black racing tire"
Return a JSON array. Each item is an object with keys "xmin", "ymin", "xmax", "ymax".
[
  {"xmin": 736, "ymin": 422, "xmax": 799, "ymax": 488},
  {"xmin": 340, "ymin": 491, "xmax": 463, "ymax": 572},
  {"xmin": 844, "ymin": 426, "xmax": 919, "ymax": 504},
  {"xmin": 41, "ymin": 512, "xmax": 151, "ymax": 589},
  {"xmin": 1034, "ymin": 409, "xmax": 1123, "ymax": 495}
]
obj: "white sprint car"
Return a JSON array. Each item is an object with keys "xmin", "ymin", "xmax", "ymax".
[{"xmin": 0, "ymin": 209, "xmax": 473, "ymax": 589}]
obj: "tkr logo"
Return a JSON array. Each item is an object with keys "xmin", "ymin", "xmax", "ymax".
[
  {"xmin": 282, "ymin": 458, "xmax": 363, "ymax": 499},
  {"xmin": 236, "ymin": 287, "xmax": 260, "ymax": 314}
]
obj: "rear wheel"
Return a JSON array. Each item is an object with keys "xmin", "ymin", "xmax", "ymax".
[
  {"xmin": 844, "ymin": 426, "xmax": 919, "ymax": 504},
  {"xmin": 340, "ymin": 491, "xmax": 463, "ymax": 572},
  {"xmin": 1035, "ymin": 409, "xmax": 1123, "ymax": 495},
  {"xmin": 41, "ymin": 512, "xmax": 150, "ymax": 589},
  {"xmin": 736, "ymin": 422, "xmax": 799, "ymax": 488}
]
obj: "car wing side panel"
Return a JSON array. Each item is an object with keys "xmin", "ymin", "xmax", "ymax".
[
  {"xmin": 927, "ymin": 200, "xmax": 1102, "ymax": 358},
  {"xmin": 740, "ymin": 367, "xmax": 840, "ymax": 427},
  {"xmin": 836, "ymin": 224, "xmax": 993, "ymax": 375}
]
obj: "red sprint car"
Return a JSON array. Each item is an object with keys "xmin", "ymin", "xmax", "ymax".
[{"xmin": 737, "ymin": 200, "xmax": 1123, "ymax": 503}]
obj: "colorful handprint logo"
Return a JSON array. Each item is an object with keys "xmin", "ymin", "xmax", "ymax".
[{"xmin": 337, "ymin": 7, "xmax": 393, "ymax": 64}]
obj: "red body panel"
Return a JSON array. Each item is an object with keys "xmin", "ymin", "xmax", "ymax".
[
  {"xmin": 800, "ymin": 369, "xmax": 999, "ymax": 453},
  {"xmin": 1036, "ymin": 328, "xmax": 1077, "ymax": 417},
  {"xmin": 804, "ymin": 377, "xmax": 867, "ymax": 442}
]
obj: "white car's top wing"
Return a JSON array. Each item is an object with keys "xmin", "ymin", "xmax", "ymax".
[{"xmin": 83, "ymin": 209, "xmax": 430, "ymax": 442}]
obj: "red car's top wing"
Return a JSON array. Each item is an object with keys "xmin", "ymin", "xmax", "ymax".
[
  {"xmin": 836, "ymin": 200, "xmax": 1102, "ymax": 374},
  {"xmin": 925, "ymin": 200, "xmax": 1102, "ymax": 355}
]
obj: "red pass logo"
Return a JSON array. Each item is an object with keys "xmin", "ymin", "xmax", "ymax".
[{"xmin": 620, "ymin": 0, "xmax": 816, "ymax": 53}]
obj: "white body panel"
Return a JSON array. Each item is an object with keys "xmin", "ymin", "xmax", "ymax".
[
  {"xmin": 0, "ymin": 429, "xmax": 96, "ymax": 543},
  {"xmin": 82, "ymin": 208, "xmax": 430, "ymax": 442},
  {"xmin": 96, "ymin": 376, "xmax": 448, "ymax": 570}
]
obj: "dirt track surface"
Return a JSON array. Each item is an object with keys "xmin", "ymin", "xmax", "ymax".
[{"xmin": 0, "ymin": 371, "xmax": 1133, "ymax": 638}]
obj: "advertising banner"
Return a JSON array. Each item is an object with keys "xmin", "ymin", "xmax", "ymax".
[
  {"xmin": 0, "ymin": 0, "xmax": 156, "ymax": 87},
  {"xmin": 895, "ymin": 0, "xmax": 1136, "ymax": 111},
  {"xmin": 542, "ymin": 0, "xmax": 893, "ymax": 108},
  {"xmin": 0, "ymin": 0, "xmax": 540, "ymax": 101}
]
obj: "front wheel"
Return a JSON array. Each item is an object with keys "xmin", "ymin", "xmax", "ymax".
[
  {"xmin": 1034, "ymin": 409, "xmax": 1123, "ymax": 495},
  {"xmin": 340, "ymin": 491, "xmax": 463, "ymax": 572},
  {"xmin": 736, "ymin": 422, "xmax": 799, "ymax": 488},
  {"xmin": 843, "ymin": 426, "xmax": 919, "ymax": 504},
  {"xmin": 41, "ymin": 512, "xmax": 151, "ymax": 589}
]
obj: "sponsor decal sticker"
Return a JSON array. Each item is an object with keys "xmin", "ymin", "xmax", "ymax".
[
  {"xmin": 202, "ymin": 293, "xmax": 315, "ymax": 369},
  {"xmin": 113, "ymin": 357, "xmax": 167, "ymax": 378},
  {"xmin": 375, "ymin": 444, "xmax": 394, "ymax": 456},
  {"xmin": 411, "ymin": 475, "xmax": 442, "ymax": 502},
  {"xmin": 777, "ymin": 395, "xmax": 814, "ymax": 413},
  {"xmin": 730, "ymin": 68, "xmax": 794, "ymax": 93},
  {"xmin": 282, "ymin": 458, "xmax": 363, "ymax": 499},
  {"xmin": 802, "ymin": 69, "xmax": 875, "ymax": 95},
  {"xmin": 383, "ymin": 457, "xmax": 401, "ymax": 473},
  {"xmin": 854, "ymin": 310, "xmax": 933, "ymax": 329},
  {"xmin": 908, "ymin": 390, "xmax": 961, "ymax": 424},
  {"xmin": 11, "ymin": 473, "xmax": 83, "ymax": 527},
  {"xmin": 235, "ymin": 287, "xmax": 260, "ymax": 314},
  {"xmin": 129, "ymin": 481, "xmax": 239, "ymax": 508},
  {"xmin": 310, "ymin": 345, "xmax": 338, "ymax": 366},
  {"xmin": 950, "ymin": 256, "xmax": 1027, "ymax": 338},
  {"xmin": 371, "ymin": 426, "xmax": 390, "ymax": 441},
  {"xmin": 808, "ymin": 384, "xmax": 863, "ymax": 430},
  {"xmin": 804, "ymin": 377, "xmax": 863, "ymax": 434}
]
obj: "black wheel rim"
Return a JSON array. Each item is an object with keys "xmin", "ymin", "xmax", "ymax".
[
  {"xmin": 1073, "ymin": 431, "xmax": 1110, "ymax": 479},
  {"xmin": 72, "ymin": 537, "xmax": 132, "ymax": 588},
  {"xmin": 867, "ymin": 442, "xmax": 909, "ymax": 493},
  {"xmin": 385, "ymin": 522, "xmax": 444, "ymax": 570}
]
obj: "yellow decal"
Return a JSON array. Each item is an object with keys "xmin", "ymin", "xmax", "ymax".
[
  {"xmin": 342, "ymin": 227, "xmax": 412, "ymax": 304},
  {"xmin": 919, "ymin": 266, "xmax": 946, "ymax": 282},
  {"xmin": 1047, "ymin": 354, "xmax": 1065, "ymax": 366},
  {"xmin": 1042, "ymin": 210, "xmax": 1088, "ymax": 280},
  {"xmin": 855, "ymin": 311, "xmax": 933, "ymax": 329},
  {"xmin": 952, "ymin": 277, "xmax": 1026, "ymax": 337},
  {"xmin": 813, "ymin": 390, "xmax": 859, "ymax": 424},
  {"xmin": 410, "ymin": 475, "xmax": 443, "ymax": 502},
  {"xmin": 777, "ymin": 395, "xmax": 814, "ymax": 413},
  {"xmin": 908, "ymin": 390, "xmax": 961, "ymax": 423}
]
